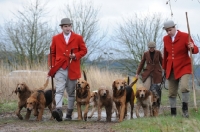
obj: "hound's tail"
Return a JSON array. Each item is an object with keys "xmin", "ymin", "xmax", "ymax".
[
  {"xmin": 129, "ymin": 78, "xmax": 138, "ymax": 87},
  {"xmin": 37, "ymin": 77, "xmax": 49, "ymax": 90},
  {"xmin": 83, "ymin": 70, "xmax": 87, "ymax": 81},
  {"xmin": 127, "ymin": 76, "xmax": 130, "ymax": 85}
]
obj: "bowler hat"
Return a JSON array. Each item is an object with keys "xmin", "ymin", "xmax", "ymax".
[
  {"xmin": 59, "ymin": 18, "xmax": 72, "ymax": 26},
  {"xmin": 163, "ymin": 20, "xmax": 176, "ymax": 29},
  {"xmin": 148, "ymin": 42, "xmax": 156, "ymax": 48}
]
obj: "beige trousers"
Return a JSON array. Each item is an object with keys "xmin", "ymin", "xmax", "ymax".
[
  {"xmin": 168, "ymin": 70, "xmax": 190, "ymax": 98},
  {"xmin": 144, "ymin": 75, "xmax": 162, "ymax": 90},
  {"xmin": 143, "ymin": 76, "xmax": 152, "ymax": 90}
]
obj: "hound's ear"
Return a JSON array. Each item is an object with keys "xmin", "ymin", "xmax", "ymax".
[
  {"xmin": 106, "ymin": 89, "xmax": 109, "ymax": 94},
  {"xmin": 15, "ymin": 84, "xmax": 19, "ymax": 94},
  {"xmin": 13, "ymin": 90, "xmax": 17, "ymax": 95},
  {"xmin": 86, "ymin": 83, "xmax": 90, "ymax": 90},
  {"xmin": 34, "ymin": 100, "xmax": 38, "ymax": 106},
  {"xmin": 135, "ymin": 90, "xmax": 139, "ymax": 98},
  {"xmin": 24, "ymin": 84, "xmax": 28, "ymax": 89},
  {"xmin": 31, "ymin": 98, "xmax": 38, "ymax": 104},
  {"xmin": 93, "ymin": 91, "xmax": 98, "ymax": 100},
  {"xmin": 146, "ymin": 90, "xmax": 151, "ymax": 97},
  {"xmin": 124, "ymin": 80, "xmax": 128, "ymax": 86},
  {"xmin": 124, "ymin": 82, "xmax": 127, "ymax": 86},
  {"xmin": 97, "ymin": 89, "xmax": 101, "ymax": 96},
  {"xmin": 112, "ymin": 81, "xmax": 115, "ymax": 90},
  {"xmin": 14, "ymin": 89, "xmax": 18, "ymax": 95}
]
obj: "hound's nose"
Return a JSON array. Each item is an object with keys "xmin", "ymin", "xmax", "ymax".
[
  {"xmin": 78, "ymin": 84, "xmax": 81, "ymax": 87},
  {"xmin": 18, "ymin": 87, "xmax": 20, "ymax": 90},
  {"xmin": 103, "ymin": 93, "xmax": 106, "ymax": 96}
]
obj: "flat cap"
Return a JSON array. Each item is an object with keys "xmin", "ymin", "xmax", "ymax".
[{"xmin": 148, "ymin": 42, "xmax": 156, "ymax": 48}]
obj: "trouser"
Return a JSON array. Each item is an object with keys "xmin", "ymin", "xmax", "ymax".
[
  {"xmin": 168, "ymin": 69, "xmax": 190, "ymax": 108},
  {"xmin": 143, "ymin": 76, "xmax": 152, "ymax": 90},
  {"xmin": 54, "ymin": 68, "xmax": 77, "ymax": 109},
  {"xmin": 144, "ymin": 76, "xmax": 160, "ymax": 90}
]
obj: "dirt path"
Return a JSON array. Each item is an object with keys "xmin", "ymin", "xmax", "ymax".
[
  {"xmin": 0, "ymin": 106, "xmax": 169, "ymax": 132},
  {"xmin": 0, "ymin": 110, "xmax": 121, "ymax": 132},
  {"xmin": 0, "ymin": 120, "xmax": 117, "ymax": 132}
]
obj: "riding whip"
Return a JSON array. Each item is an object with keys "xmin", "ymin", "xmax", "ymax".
[
  {"xmin": 50, "ymin": 47, "xmax": 55, "ymax": 108},
  {"xmin": 70, "ymin": 48, "xmax": 74, "ymax": 63}
]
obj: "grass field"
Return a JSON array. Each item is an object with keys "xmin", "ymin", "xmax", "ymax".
[{"xmin": 1, "ymin": 66, "xmax": 200, "ymax": 132}]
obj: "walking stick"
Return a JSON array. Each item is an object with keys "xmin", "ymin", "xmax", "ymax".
[
  {"xmin": 50, "ymin": 47, "xmax": 55, "ymax": 109},
  {"xmin": 185, "ymin": 12, "xmax": 198, "ymax": 112}
]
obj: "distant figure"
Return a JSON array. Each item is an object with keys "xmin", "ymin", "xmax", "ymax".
[
  {"xmin": 162, "ymin": 20, "xmax": 199, "ymax": 118},
  {"xmin": 135, "ymin": 41, "xmax": 163, "ymax": 90},
  {"xmin": 48, "ymin": 18, "xmax": 87, "ymax": 121}
]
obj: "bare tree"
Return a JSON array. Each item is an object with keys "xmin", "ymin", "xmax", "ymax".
[
  {"xmin": 62, "ymin": 0, "xmax": 106, "ymax": 65},
  {"xmin": 0, "ymin": 0, "xmax": 55, "ymax": 67},
  {"xmin": 166, "ymin": 0, "xmax": 200, "ymax": 17},
  {"xmin": 193, "ymin": 34, "xmax": 200, "ymax": 73},
  {"xmin": 193, "ymin": 35, "xmax": 200, "ymax": 64},
  {"xmin": 112, "ymin": 13, "xmax": 166, "ymax": 75}
]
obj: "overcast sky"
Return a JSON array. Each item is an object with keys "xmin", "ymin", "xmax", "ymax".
[{"xmin": 0, "ymin": 0, "xmax": 199, "ymax": 36}]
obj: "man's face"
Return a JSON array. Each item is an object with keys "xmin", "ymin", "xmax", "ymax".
[
  {"xmin": 149, "ymin": 47, "xmax": 155, "ymax": 52},
  {"xmin": 165, "ymin": 27, "xmax": 176, "ymax": 37},
  {"xmin": 61, "ymin": 24, "xmax": 72, "ymax": 35}
]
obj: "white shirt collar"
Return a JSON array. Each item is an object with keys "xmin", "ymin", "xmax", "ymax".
[
  {"xmin": 63, "ymin": 32, "xmax": 71, "ymax": 43},
  {"xmin": 63, "ymin": 32, "xmax": 71, "ymax": 39},
  {"xmin": 171, "ymin": 30, "xmax": 178, "ymax": 42}
]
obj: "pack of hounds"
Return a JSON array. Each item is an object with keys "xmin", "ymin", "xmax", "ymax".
[{"xmin": 12, "ymin": 71, "xmax": 161, "ymax": 122}]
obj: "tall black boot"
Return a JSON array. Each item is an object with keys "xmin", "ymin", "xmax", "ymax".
[
  {"xmin": 171, "ymin": 108, "xmax": 176, "ymax": 117},
  {"xmin": 64, "ymin": 109, "xmax": 73, "ymax": 121},
  {"xmin": 182, "ymin": 102, "xmax": 189, "ymax": 118}
]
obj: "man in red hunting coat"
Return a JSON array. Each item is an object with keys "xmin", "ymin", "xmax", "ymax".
[
  {"xmin": 48, "ymin": 18, "xmax": 87, "ymax": 121},
  {"xmin": 162, "ymin": 20, "xmax": 199, "ymax": 118}
]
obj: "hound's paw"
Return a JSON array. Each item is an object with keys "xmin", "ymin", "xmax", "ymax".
[
  {"xmin": 17, "ymin": 115, "xmax": 23, "ymax": 120},
  {"xmin": 97, "ymin": 118, "xmax": 101, "ymax": 121},
  {"xmin": 78, "ymin": 117, "xmax": 82, "ymax": 120}
]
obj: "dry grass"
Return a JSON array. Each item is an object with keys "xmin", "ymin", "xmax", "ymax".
[
  {"xmin": 85, "ymin": 67, "xmax": 125, "ymax": 91},
  {"xmin": 0, "ymin": 63, "xmax": 49, "ymax": 102},
  {"xmin": 0, "ymin": 65, "xmax": 126, "ymax": 103}
]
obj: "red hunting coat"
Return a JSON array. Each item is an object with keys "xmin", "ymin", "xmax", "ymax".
[
  {"xmin": 162, "ymin": 30, "xmax": 199, "ymax": 79},
  {"xmin": 136, "ymin": 50, "xmax": 163, "ymax": 83},
  {"xmin": 48, "ymin": 31, "xmax": 87, "ymax": 79}
]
